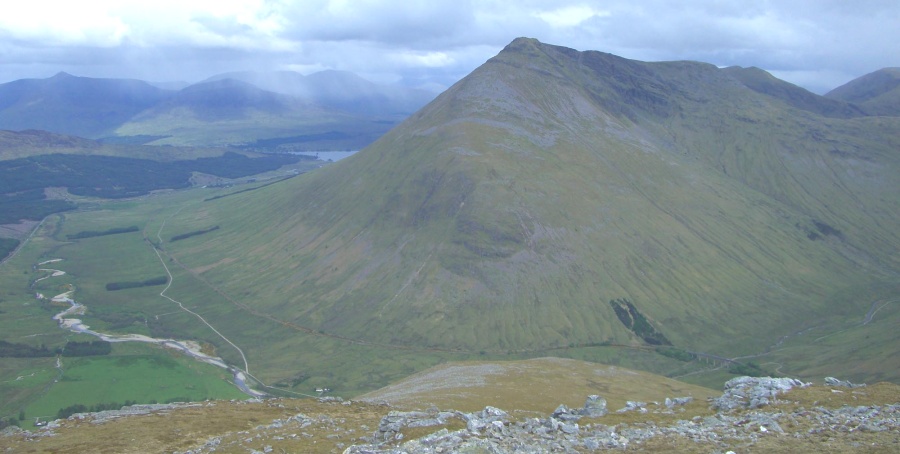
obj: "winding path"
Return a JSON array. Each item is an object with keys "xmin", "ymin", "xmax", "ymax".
[{"xmin": 862, "ymin": 298, "xmax": 898, "ymax": 325}]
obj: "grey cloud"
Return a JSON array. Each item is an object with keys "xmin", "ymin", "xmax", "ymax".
[
  {"xmin": 278, "ymin": 1, "xmax": 479, "ymax": 47},
  {"xmin": 0, "ymin": 0, "xmax": 896, "ymax": 93}
]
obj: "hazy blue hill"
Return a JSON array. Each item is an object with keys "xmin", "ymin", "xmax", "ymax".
[
  {"xmin": 153, "ymin": 38, "xmax": 900, "ymax": 386},
  {"xmin": 825, "ymin": 67, "xmax": 900, "ymax": 116},
  {"xmin": 201, "ymin": 70, "xmax": 308, "ymax": 95},
  {"xmin": 0, "ymin": 71, "xmax": 426, "ymax": 149},
  {"xmin": 303, "ymin": 70, "xmax": 436, "ymax": 116},
  {"xmin": 0, "ymin": 72, "xmax": 172, "ymax": 138},
  {"xmin": 134, "ymin": 78, "xmax": 297, "ymax": 121},
  {"xmin": 203, "ymin": 69, "xmax": 436, "ymax": 116},
  {"xmin": 0, "ymin": 129, "xmax": 101, "ymax": 156}
]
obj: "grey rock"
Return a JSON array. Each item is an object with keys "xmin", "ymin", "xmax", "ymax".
[
  {"xmin": 480, "ymin": 406, "xmax": 508, "ymax": 421},
  {"xmin": 560, "ymin": 422, "xmax": 579, "ymax": 434},
  {"xmin": 824, "ymin": 377, "xmax": 865, "ymax": 388},
  {"xmin": 466, "ymin": 416, "xmax": 486, "ymax": 433},
  {"xmin": 616, "ymin": 401, "xmax": 647, "ymax": 413},
  {"xmin": 664, "ymin": 396, "xmax": 693, "ymax": 409},
  {"xmin": 581, "ymin": 394, "xmax": 608, "ymax": 417},
  {"xmin": 464, "ymin": 406, "xmax": 508, "ymax": 434},
  {"xmin": 341, "ymin": 386, "xmax": 900, "ymax": 454},
  {"xmin": 1, "ymin": 426, "xmax": 24, "ymax": 437},
  {"xmin": 374, "ymin": 409, "xmax": 460, "ymax": 441},
  {"xmin": 712, "ymin": 377, "xmax": 810, "ymax": 411},
  {"xmin": 551, "ymin": 403, "xmax": 583, "ymax": 422}
]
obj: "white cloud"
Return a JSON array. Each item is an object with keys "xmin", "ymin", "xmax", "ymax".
[
  {"xmin": 0, "ymin": 1, "xmax": 129, "ymax": 46},
  {"xmin": 533, "ymin": 5, "xmax": 610, "ymax": 28},
  {"xmin": 391, "ymin": 51, "xmax": 455, "ymax": 68}
]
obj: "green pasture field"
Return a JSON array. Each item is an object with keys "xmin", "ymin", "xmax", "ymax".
[
  {"xmin": 0, "ymin": 184, "xmax": 278, "ymax": 424},
  {"xmin": 0, "ymin": 357, "xmax": 59, "ymax": 421},
  {"xmin": 20, "ymin": 343, "xmax": 245, "ymax": 426}
]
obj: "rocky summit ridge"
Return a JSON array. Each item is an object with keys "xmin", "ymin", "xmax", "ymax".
[{"xmin": 2, "ymin": 376, "xmax": 897, "ymax": 453}]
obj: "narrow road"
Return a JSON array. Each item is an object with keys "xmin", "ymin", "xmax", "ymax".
[
  {"xmin": 153, "ymin": 208, "xmax": 251, "ymax": 373},
  {"xmin": 0, "ymin": 218, "xmax": 45, "ymax": 267}
]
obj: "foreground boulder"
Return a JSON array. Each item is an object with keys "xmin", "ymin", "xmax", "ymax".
[{"xmin": 711, "ymin": 376, "xmax": 810, "ymax": 411}]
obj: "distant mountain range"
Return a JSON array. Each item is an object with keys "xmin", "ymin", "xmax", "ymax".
[
  {"xmin": 156, "ymin": 37, "xmax": 900, "ymax": 388},
  {"xmin": 0, "ymin": 72, "xmax": 168, "ymax": 139},
  {"xmin": 201, "ymin": 70, "xmax": 435, "ymax": 117},
  {"xmin": 0, "ymin": 70, "xmax": 438, "ymax": 149}
]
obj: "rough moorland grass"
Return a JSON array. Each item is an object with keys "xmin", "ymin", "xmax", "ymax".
[{"xmin": 359, "ymin": 358, "xmax": 718, "ymax": 414}]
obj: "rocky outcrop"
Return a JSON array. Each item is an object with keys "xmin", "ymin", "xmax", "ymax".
[
  {"xmin": 344, "ymin": 377, "xmax": 898, "ymax": 453},
  {"xmin": 7, "ymin": 376, "xmax": 893, "ymax": 453},
  {"xmin": 345, "ymin": 401, "xmax": 900, "ymax": 453},
  {"xmin": 824, "ymin": 376, "xmax": 865, "ymax": 388},
  {"xmin": 374, "ymin": 408, "xmax": 461, "ymax": 442},
  {"xmin": 711, "ymin": 376, "xmax": 810, "ymax": 411},
  {"xmin": 461, "ymin": 406, "xmax": 508, "ymax": 434},
  {"xmin": 581, "ymin": 394, "xmax": 608, "ymax": 417},
  {"xmin": 72, "ymin": 403, "xmax": 205, "ymax": 424},
  {"xmin": 664, "ymin": 396, "xmax": 693, "ymax": 409}
]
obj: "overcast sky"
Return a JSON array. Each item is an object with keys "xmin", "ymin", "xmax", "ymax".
[{"xmin": 1, "ymin": 0, "xmax": 897, "ymax": 93}]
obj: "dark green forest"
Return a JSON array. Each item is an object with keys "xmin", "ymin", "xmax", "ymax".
[
  {"xmin": 0, "ymin": 237, "xmax": 20, "ymax": 261},
  {"xmin": 0, "ymin": 152, "xmax": 306, "ymax": 224}
]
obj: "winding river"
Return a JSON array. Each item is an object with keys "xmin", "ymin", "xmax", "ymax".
[{"xmin": 43, "ymin": 266, "xmax": 265, "ymax": 398}]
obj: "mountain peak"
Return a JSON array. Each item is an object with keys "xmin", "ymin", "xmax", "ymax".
[
  {"xmin": 825, "ymin": 67, "xmax": 900, "ymax": 115},
  {"xmin": 827, "ymin": 67, "xmax": 900, "ymax": 102},
  {"xmin": 722, "ymin": 65, "xmax": 865, "ymax": 118},
  {"xmin": 175, "ymin": 39, "xmax": 899, "ymax": 367}
]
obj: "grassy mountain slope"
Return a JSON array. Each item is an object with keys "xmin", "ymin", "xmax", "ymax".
[
  {"xmin": 825, "ymin": 67, "xmax": 900, "ymax": 116},
  {"xmin": 0, "ymin": 72, "xmax": 171, "ymax": 138},
  {"xmin": 153, "ymin": 38, "xmax": 899, "ymax": 385}
]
